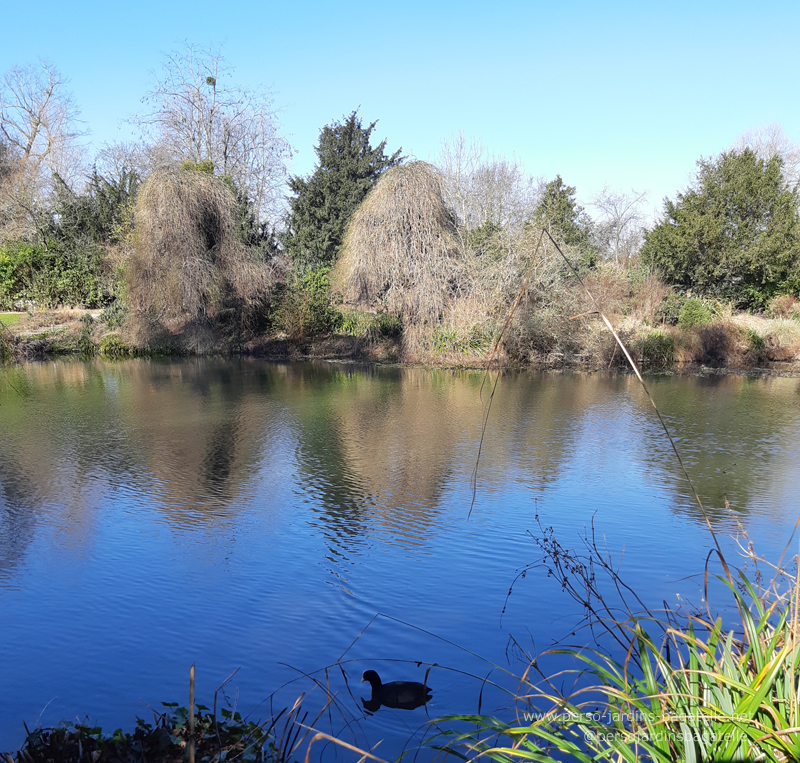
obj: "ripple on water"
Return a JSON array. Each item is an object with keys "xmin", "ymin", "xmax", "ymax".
[{"xmin": 1, "ymin": 361, "xmax": 799, "ymax": 754}]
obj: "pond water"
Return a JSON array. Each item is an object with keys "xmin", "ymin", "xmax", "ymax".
[{"xmin": 0, "ymin": 359, "xmax": 799, "ymax": 754}]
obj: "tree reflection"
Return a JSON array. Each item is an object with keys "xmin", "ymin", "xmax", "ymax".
[
  {"xmin": 0, "ymin": 360, "xmax": 798, "ymax": 584},
  {"xmin": 0, "ymin": 455, "xmax": 37, "ymax": 582}
]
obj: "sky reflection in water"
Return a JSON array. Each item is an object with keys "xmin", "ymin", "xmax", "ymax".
[{"xmin": 0, "ymin": 360, "xmax": 798, "ymax": 753}]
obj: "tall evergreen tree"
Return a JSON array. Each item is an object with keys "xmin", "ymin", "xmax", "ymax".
[
  {"xmin": 641, "ymin": 149, "xmax": 800, "ymax": 308},
  {"xmin": 284, "ymin": 111, "xmax": 402, "ymax": 270},
  {"xmin": 533, "ymin": 175, "xmax": 596, "ymax": 263}
]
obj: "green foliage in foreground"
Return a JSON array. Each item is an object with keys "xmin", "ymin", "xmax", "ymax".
[
  {"xmin": 642, "ymin": 148, "xmax": 800, "ymax": 310},
  {"xmin": 431, "ymin": 572, "xmax": 800, "ymax": 763},
  {"xmin": 12, "ymin": 702, "xmax": 282, "ymax": 763}
]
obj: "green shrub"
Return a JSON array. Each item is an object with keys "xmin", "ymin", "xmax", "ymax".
[
  {"xmin": 274, "ymin": 268, "xmax": 341, "ymax": 344},
  {"xmin": 337, "ymin": 308, "xmax": 402, "ymax": 340},
  {"xmin": 742, "ymin": 327, "xmax": 766, "ymax": 360},
  {"xmin": 677, "ymin": 297, "xmax": 713, "ymax": 328},
  {"xmin": 100, "ymin": 301, "xmax": 127, "ymax": 329},
  {"xmin": 654, "ymin": 290, "xmax": 683, "ymax": 325},
  {"xmin": 77, "ymin": 314, "xmax": 96, "ymax": 358},
  {"xmin": 430, "ymin": 323, "xmax": 495, "ymax": 355},
  {"xmin": 99, "ymin": 333, "xmax": 132, "ymax": 358},
  {"xmin": 638, "ymin": 330, "xmax": 674, "ymax": 367},
  {"xmin": 0, "ymin": 332, "xmax": 11, "ymax": 362},
  {"xmin": 371, "ymin": 311, "xmax": 402, "ymax": 338},
  {"xmin": 0, "ymin": 241, "xmax": 40, "ymax": 308},
  {"xmin": 0, "ymin": 238, "xmax": 109, "ymax": 309},
  {"xmin": 641, "ymin": 148, "xmax": 800, "ymax": 309},
  {"xmin": 337, "ymin": 307, "xmax": 373, "ymax": 336}
]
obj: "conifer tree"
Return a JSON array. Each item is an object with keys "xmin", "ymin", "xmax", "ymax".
[
  {"xmin": 284, "ymin": 111, "xmax": 402, "ymax": 270},
  {"xmin": 533, "ymin": 175, "xmax": 596, "ymax": 264},
  {"xmin": 642, "ymin": 149, "xmax": 800, "ymax": 308}
]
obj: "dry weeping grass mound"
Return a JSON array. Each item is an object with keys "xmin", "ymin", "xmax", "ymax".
[
  {"xmin": 335, "ymin": 162, "xmax": 467, "ymax": 324},
  {"xmin": 127, "ymin": 167, "xmax": 273, "ymax": 351}
]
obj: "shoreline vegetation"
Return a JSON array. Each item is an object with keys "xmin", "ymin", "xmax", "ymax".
[
  {"xmin": 2, "ymin": 145, "xmax": 800, "ymax": 374},
  {"xmin": 2, "ymin": 65, "xmax": 800, "ymax": 377},
  {"xmin": 2, "ymin": 295, "xmax": 799, "ymax": 376}
]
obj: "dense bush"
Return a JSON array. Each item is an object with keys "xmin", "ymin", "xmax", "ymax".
[
  {"xmin": 336, "ymin": 162, "xmax": 464, "ymax": 324},
  {"xmin": 337, "ymin": 307, "xmax": 402, "ymax": 339},
  {"xmin": 0, "ymin": 240, "xmax": 38, "ymax": 308},
  {"xmin": 638, "ymin": 330, "xmax": 675, "ymax": 367},
  {"xmin": 677, "ymin": 297, "xmax": 714, "ymax": 328},
  {"xmin": 642, "ymin": 149, "xmax": 800, "ymax": 309},
  {"xmin": 99, "ymin": 333, "xmax": 132, "ymax": 358},
  {"xmin": 126, "ymin": 166, "xmax": 274, "ymax": 352},
  {"xmin": 274, "ymin": 268, "xmax": 341, "ymax": 344},
  {"xmin": 0, "ymin": 239, "xmax": 108, "ymax": 308}
]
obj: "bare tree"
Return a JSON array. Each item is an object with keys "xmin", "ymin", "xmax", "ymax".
[
  {"xmin": 137, "ymin": 43, "xmax": 293, "ymax": 223},
  {"xmin": 734, "ymin": 123, "xmax": 800, "ymax": 188},
  {"xmin": 591, "ymin": 186, "xmax": 648, "ymax": 264},
  {"xmin": 0, "ymin": 60, "xmax": 85, "ymax": 237},
  {"xmin": 437, "ymin": 131, "xmax": 483, "ymax": 228},
  {"xmin": 437, "ymin": 132, "xmax": 537, "ymax": 233}
]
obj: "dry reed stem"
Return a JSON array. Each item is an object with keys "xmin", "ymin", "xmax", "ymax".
[
  {"xmin": 471, "ymin": 229, "xmax": 734, "ymax": 601},
  {"xmin": 189, "ymin": 663, "xmax": 195, "ymax": 763}
]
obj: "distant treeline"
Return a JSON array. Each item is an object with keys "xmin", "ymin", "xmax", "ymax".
[{"xmin": 1, "ymin": 48, "xmax": 799, "ymax": 363}]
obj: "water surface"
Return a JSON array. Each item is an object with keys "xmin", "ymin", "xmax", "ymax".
[{"xmin": 1, "ymin": 360, "xmax": 798, "ymax": 753}]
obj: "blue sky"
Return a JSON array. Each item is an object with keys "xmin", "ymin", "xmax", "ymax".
[{"xmin": 3, "ymin": 0, "xmax": 799, "ymax": 218}]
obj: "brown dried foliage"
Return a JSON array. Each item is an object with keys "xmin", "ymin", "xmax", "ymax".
[
  {"xmin": 335, "ymin": 161, "xmax": 466, "ymax": 324},
  {"xmin": 769, "ymin": 293, "xmax": 800, "ymax": 319},
  {"xmin": 126, "ymin": 167, "xmax": 273, "ymax": 352}
]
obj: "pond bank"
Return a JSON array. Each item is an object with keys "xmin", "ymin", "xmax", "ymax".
[{"xmin": 2, "ymin": 307, "xmax": 800, "ymax": 376}]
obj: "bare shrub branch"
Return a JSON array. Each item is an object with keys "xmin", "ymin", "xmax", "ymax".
[
  {"xmin": 136, "ymin": 43, "xmax": 293, "ymax": 223},
  {"xmin": 0, "ymin": 60, "xmax": 86, "ymax": 238},
  {"xmin": 437, "ymin": 132, "xmax": 538, "ymax": 233},
  {"xmin": 734, "ymin": 122, "xmax": 800, "ymax": 188}
]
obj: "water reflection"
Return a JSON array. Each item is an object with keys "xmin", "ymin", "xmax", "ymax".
[
  {"xmin": 1, "ymin": 360, "xmax": 800, "ymax": 752},
  {"xmin": 1, "ymin": 362, "xmax": 799, "ymax": 563},
  {"xmin": 641, "ymin": 374, "xmax": 800, "ymax": 523},
  {"xmin": 0, "ymin": 455, "xmax": 37, "ymax": 583}
]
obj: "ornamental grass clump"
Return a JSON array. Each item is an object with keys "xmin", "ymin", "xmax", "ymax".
[
  {"xmin": 335, "ymin": 161, "xmax": 466, "ymax": 325},
  {"xmin": 433, "ymin": 561, "xmax": 800, "ymax": 763},
  {"xmin": 126, "ymin": 166, "xmax": 273, "ymax": 352}
]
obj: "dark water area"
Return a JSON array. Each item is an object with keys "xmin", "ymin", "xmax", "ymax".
[{"xmin": 0, "ymin": 359, "xmax": 798, "ymax": 754}]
